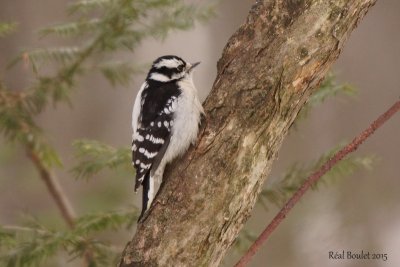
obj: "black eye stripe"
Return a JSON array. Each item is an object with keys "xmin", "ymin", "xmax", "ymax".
[{"xmin": 152, "ymin": 65, "xmax": 184, "ymax": 78}]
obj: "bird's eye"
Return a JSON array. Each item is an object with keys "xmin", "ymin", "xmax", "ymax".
[{"xmin": 177, "ymin": 65, "xmax": 184, "ymax": 72}]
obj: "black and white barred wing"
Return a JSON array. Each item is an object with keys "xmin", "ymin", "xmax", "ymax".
[
  {"xmin": 132, "ymin": 90, "xmax": 179, "ymax": 191},
  {"xmin": 132, "ymin": 115, "xmax": 171, "ymax": 190}
]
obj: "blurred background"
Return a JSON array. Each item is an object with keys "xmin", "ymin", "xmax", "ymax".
[{"xmin": 0, "ymin": 0, "xmax": 399, "ymax": 266}]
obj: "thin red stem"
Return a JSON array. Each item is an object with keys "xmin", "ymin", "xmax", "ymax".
[{"xmin": 235, "ymin": 100, "xmax": 400, "ymax": 267}]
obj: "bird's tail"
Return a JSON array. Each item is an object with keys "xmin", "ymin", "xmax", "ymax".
[{"xmin": 137, "ymin": 172, "xmax": 155, "ymax": 222}]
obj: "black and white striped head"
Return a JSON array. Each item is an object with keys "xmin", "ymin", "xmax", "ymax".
[{"xmin": 147, "ymin": 55, "xmax": 200, "ymax": 83}]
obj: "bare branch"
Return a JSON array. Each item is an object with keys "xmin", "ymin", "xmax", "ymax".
[{"xmin": 27, "ymin": 149, "xmax": 76, "ymax": 228}]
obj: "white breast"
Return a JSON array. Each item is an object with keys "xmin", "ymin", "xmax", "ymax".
[{"xmin": 162, "ymin": 75, "xmax": 203, "ymax": 165}]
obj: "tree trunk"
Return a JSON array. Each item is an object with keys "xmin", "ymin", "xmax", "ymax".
[{"xmin": 119, "ymin": 0, "xmax": 376, "ymax": 266}]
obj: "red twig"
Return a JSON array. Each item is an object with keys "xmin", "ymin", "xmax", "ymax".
[{"xmin": 235, "ymin": 100, "xmax": 400, "ymax": 267}]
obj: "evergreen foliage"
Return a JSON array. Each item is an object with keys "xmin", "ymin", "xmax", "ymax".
[
  {"xmin": 99, "ymin": 61, "xmax": 143, "ymax": 86},
  {"xmin": 0, "ymin": 209, "xmax": 137, "ymax": 267},
  {"xmin": 296, "ymin": 73, "xmax": 356, "ymax": 123},
  {"xmin": 72, "ymin": 140, "xmax": 132, "ymax": 179},
  {"xmin": 1, "ymin": 0, "xmax": 214, "ymax": 167},
  {"xmin": 258, "ymin": 147, "xmax": 375, "ymax": 210},
  {"xmin": 0, "ymin": 22, "xmax": 17, "ymax": 37}
]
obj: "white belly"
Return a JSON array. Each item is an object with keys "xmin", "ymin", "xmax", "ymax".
[{"xmin": 163, "ymin": 76, "xmax": 203, "ymax": 165}]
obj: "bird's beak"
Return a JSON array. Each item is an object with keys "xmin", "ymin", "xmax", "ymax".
[{"xmin": 187, "ymin": 62, "xmax": 201, "ymax": 72}]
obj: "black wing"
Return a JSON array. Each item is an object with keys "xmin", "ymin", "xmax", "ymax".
[{"xmin": 132, "ymin": 82, "xmax": 180, "ymax": 191}]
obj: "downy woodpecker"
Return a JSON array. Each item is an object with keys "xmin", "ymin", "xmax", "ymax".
[{"xmin": 131, "ymin": 55, "xmax": 203, "ymax": 221}]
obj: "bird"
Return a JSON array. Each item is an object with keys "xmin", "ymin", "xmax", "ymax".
[{"xmin": 131, "ymin": 55, "xmax": 204, "ymax": 221}]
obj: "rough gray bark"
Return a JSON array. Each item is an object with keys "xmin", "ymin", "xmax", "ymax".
[{"xmin": 119, "ymin": 0, "xmax": 377, "ymax": 266}]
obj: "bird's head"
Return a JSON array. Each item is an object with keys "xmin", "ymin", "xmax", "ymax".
[{"xmin": 147, "ymin": 55, "xmax": 200, "ymax": 83}]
